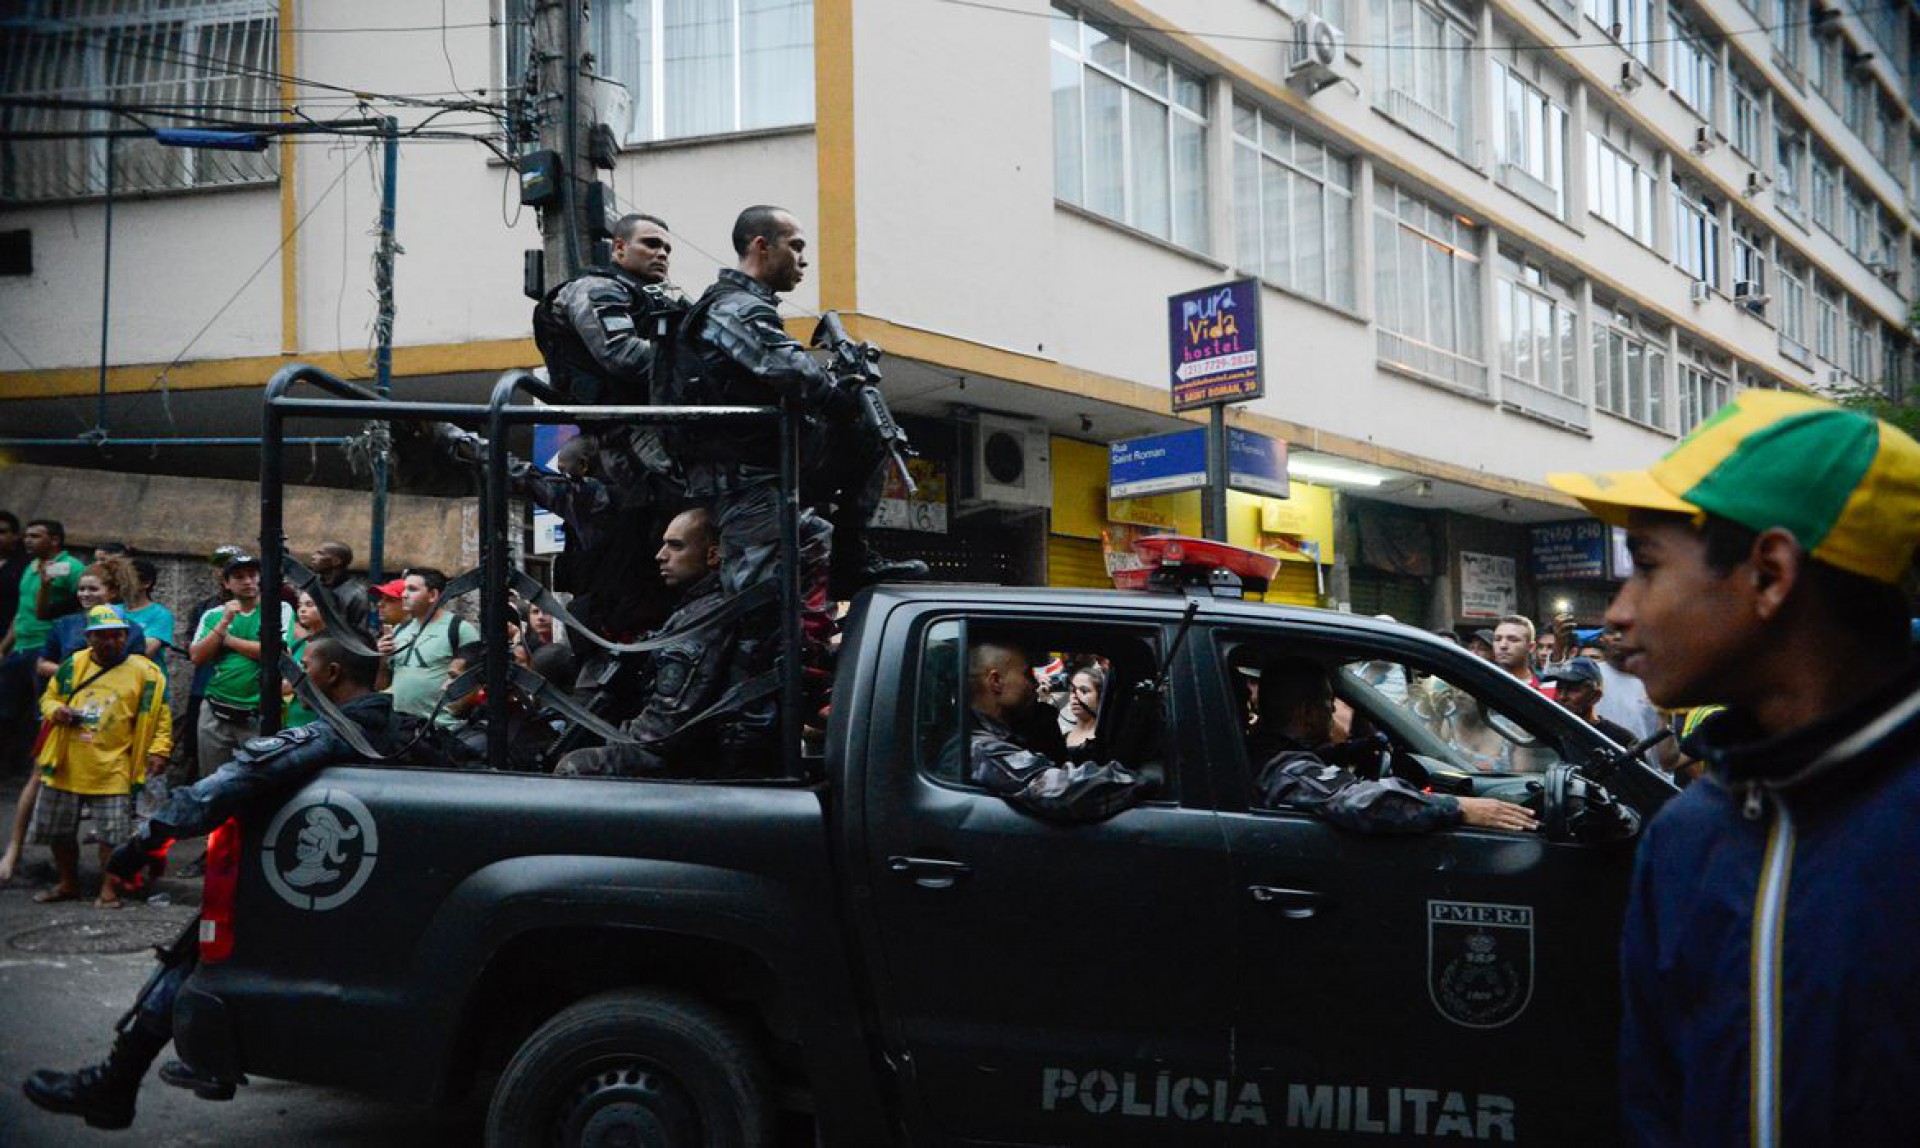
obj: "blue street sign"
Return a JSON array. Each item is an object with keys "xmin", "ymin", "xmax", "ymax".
[
  {"xmin": 1530, "ymin": 519, "xmax": 1609, "ymax": 580},
  {"xmin": 1109, "ymin": 429, "xmax": 1207, "ymax": 499},
  {"xmin": 1228, "ymin": 428, "xmax": 1289, "ymax": 498}
]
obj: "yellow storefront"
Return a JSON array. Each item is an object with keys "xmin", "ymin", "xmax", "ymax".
[{"xmin": 1047, "ymin": 437, "xmax": 1335, "ymax": 607}]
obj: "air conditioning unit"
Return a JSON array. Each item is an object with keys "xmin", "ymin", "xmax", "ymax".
[
  {"xmin": 1288, "ymin": 15, "xmax": 1348, "ymax": 94},
  {"xmin": 1733, "ymin": 280, "xmax": 1771, "ymax": 311},
  {"xmin": 1688, "ymin": 280, "xmax": 1712, "ymax": 304},
  {"xmin": 1866, "ymin": 251, "xmax": 1899, "ymax": 282},
  {"xmin": 1618, "ymin": 61, "xmax": 1643, "ymax": 93},
  {"xmin": 1691, "ymin": 126, "xmax": 1715, "ymax": 154},
  {"xmin": 959, "ymin": 414, "xmax": 1051, "ymax": 511},
  {"xmin": 1743, "ymin": 170, "xmax": 1770, "ymax": 198}
]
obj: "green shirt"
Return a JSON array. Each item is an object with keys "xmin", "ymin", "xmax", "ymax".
[
  {"xmin": 195, "ymin": 601, "xmax": 295, "ymax": 707},
  {"xmin": 12, "ymin": 551, "xmax": 81, "ymax": 652}
]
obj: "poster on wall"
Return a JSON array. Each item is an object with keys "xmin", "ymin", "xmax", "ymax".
[
  {"xmin": 871, "ymin": 457, "xmax": 949, "ymax": 534},
  {"xmin": 1459, "ymin": 551, "xmax": 1517, "ymax": 618}
]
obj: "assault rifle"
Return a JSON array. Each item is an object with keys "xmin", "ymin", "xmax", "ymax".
[{"xmin": 811, "ymin": 311, "xmax": 917, "ymax": 495}]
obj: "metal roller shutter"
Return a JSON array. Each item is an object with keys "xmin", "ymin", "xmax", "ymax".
[
  {"xmin": 1263, "ymin": 560, "xmax": 1321, "ymax": 607},
  {"xmin": 1047, "ymin": 535, "xmax": 1111, "ymax": 588}
]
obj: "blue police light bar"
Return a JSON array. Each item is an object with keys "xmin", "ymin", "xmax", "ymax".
[{"xmin": 154, "ymin": 128, "xmax": 269, "ymax": 152}]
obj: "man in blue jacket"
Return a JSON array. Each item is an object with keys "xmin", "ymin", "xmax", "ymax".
[{"xmin": 1550, "ymin": 390, "xmax": 1920, "ymax": 1146}]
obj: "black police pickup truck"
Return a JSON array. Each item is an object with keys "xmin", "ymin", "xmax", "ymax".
[{"xmin": 173, "ymin": 571, "xmax": 1672, "ymax": 1147}]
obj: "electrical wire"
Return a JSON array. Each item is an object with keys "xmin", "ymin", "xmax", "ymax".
[{"xmin": 124, "ymin": 148, "xmax": 367, "ymax": 410}]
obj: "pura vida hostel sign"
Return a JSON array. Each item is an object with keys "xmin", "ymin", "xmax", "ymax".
[{"xmin": 1169, "ymin": 278, "xmax": 1262, "ymax": 411}]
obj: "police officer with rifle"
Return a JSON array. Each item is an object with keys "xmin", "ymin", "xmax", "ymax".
[{"xmin": 659, "ymin": 203, "xmax": 925, "ymax": 667}]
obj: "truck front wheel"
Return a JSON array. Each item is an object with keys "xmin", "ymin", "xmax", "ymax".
[{"xmin": 485, "ymin": 988, "xmax": 774, "ymax": 1148}]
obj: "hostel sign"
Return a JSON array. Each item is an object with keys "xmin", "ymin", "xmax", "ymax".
[{"xmin": 1168, "ymin": 278, "xmax": 1262, "ymax": 411}]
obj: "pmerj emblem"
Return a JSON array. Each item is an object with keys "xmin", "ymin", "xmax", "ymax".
[
  {"xmin": 1428, "ymin": 900, "xmax": 1534, "ymax": 1029},
  {"xmin": 261, "ymin": 789, "xmax": 380, "ymax": 911}
]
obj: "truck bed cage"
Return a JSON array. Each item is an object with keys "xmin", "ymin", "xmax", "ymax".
[{"xmin": 258, "ymin": 364, "xmax": 808, "ymax": 780}]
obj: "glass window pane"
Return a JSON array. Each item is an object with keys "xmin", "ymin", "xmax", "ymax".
[
  {"xmin": 1084, "ymin": 69, "xmax": 1125, "ymax": 219},
  {"xmin": 1128, "ymin": 89, "xmax": 1171, "ymax": 237},
  {"xmin": 1052, "ymin": 48, "xmax": 1084, "ymax": 205},
  {"xmin": 664, "ymin": 0, "xmax": 734, "ymax": 139},
  {"xmin": 742, "ymin": 0, "xmax": 814, "ymax": 131}
]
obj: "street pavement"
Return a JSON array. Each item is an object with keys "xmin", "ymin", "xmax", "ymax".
[{"xmin": 0, "ymin": 778, "xmax": 485, "ymax": 1146}]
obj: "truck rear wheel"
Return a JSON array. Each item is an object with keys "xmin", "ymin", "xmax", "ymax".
[{"xmin": 485, "ymin": 988, "xmax": 773, "ymax": 1148}]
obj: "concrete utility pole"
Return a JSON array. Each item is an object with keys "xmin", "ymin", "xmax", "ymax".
[{"xmin": 530, "ymin": 0, "xmax": 599, "ymax": 287}]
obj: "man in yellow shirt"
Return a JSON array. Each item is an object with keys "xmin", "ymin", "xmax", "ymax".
[{"xmin": 32, "ymin": 605, "xmax": 171, "ymax": 908}]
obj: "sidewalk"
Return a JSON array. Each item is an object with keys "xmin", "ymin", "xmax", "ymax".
[{"xmin": 0, "ymin": 773, "xmax": 204, "ymax": 909}]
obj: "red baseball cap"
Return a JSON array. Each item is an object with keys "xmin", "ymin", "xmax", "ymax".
[{"xmin": 371, "ymin": 578, "xmax": 408, "ymax": 599}]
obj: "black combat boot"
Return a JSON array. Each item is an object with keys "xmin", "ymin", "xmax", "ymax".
[
  {"xmin": 21, "ymin": 1026, "xmax": 167, "ymax": 1129},
  {"xmin": 158, "ymin": 1058, "xmax": 239, "ymax": 1100}
]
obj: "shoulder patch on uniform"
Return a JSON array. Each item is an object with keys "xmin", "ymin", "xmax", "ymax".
[
  {"xmin": 244, "ymin": 725, "xmax": 323, "ymax": 755},
  {"xmin": 602, "ymin": 313, "xmax": 636, "ymax": 333}
]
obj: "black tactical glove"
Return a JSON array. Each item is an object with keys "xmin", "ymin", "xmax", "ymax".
[{"xmin": 107, "ymin": 832, "xmax": 168, "ymax": 887}]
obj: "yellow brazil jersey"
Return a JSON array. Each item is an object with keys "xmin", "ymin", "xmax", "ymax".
[{"xmin": 37, "ymin": 650, "xmax": 173, "ymax": 796}]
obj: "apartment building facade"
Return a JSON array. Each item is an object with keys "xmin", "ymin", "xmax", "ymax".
[{"xmin": 1, "ymin": 0, "xmax": 1914, "ymax": 623}]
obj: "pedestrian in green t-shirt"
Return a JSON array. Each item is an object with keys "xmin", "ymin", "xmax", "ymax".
[
  {"xmin": 188, "ymin": 554, "xmax": 293, "ymax": 781},
  {"xmin": 0, "ymin": 519, "xmax": 84, "ymax": 881}
]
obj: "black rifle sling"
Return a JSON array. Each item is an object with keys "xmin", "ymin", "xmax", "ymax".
[
  {"xmin": 278, "ymin": 553, "xmax": 380, "ymax": 658},
  {"xmin": 510, "ymin": 663, "xmax": 782, "ymax": 750},
  {"xmin": 280, "ymin": 654, "xmax": 394, "ymax": 762}
]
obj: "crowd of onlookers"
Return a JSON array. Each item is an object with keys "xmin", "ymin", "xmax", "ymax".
[{"xmin": 0, "ymin": 511, "xmax": 572, "ymax": 907}]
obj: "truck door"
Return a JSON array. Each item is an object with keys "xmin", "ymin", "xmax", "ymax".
[
  {"xmin": 853, "ymin": 613, "xmax": 1241, "ymax": 1147},
  {"xmin": 1199, "ymin": 629, "xmax": 1636, "ymax": 1145}
]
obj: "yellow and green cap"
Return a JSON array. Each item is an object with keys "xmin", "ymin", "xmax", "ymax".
[
  {"xmin": 1548, "ymin": 390, "xmax": 1920, "ymax": 585},
  {"xmin": 84, "ymin": 604, "xmax": 130, "ymax": 631}
]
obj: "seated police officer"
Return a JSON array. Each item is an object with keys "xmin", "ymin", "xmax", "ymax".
[
  {"xmin": 663, "ymin": 205, "xmax": 925, "ymax": 661},
  {"xmin": 1249, "ymin": 655, "xmax": 1538, "ymax": 834},
  {"xmin": 22, "ymin": 636, "xmax": 423, "ymax": 1130},
  {"xmin": 952, "ymin": 637, "xmax": 1150, "ymax": 823},
  {"xmin": 556, "ymin": 507, "xmax": 771, "ymax": 779}
]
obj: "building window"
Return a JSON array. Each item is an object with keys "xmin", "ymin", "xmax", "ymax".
[
  {"xmin": 1371, "ymin": 0, "xmax": 1476, "ymax": 157},
  {"xmin": 1672, "ymin": 180, "xmax": 1721, "ymax": 287},
  {"xmin": 1843, "ymin": 186, "xmax": 1871, "ymax": 258},
  {"xmin": 1587, "ymin": 132, "xmax": 1657, "ymax": 245},
  {"xmin": 1732, "ymin": 223, "xmax": 1768, "ymax": 298},
  {"xmin": 0, "ymin": 0, "xmax": 280, "ymax": 203},
  {"xmin": 1846, "ymin": 304, "xmax": 1874, "ymax": 383},
  {"xmin": 1676, "ymin": 348, "xmax": 1731, "ymax": 434},
  {"xmin": 1374, "ymin": 180, "xmax": 1485, "ymax": 393},
  {"xmin": 1768, "ymin": 0, "xmax": 1801, "ymax": 75},
  {"xmin": 1809, "ymin": 151, "xmax": 1838, "ymax": 233},
  {"xmin": 1814, "ymin": 281, "xmax": 1840, "ymax": 365},
  {"xmin": 1594, "ymin": 306, "xmax": 1668, "ymax": 428},
  {"xmin": 1586, "ymin": 0, "xmax": 1657, "ymax": 66},
  {"xmin": 1774, "ymin": 127, "xmax": 1806, "ymax": 221},
  {"xmin": 1667, "ymin": 11, "xmax": 1718, "ymax": 122},
  {"xmin": 1777, "ymin": 258, "xmax": 1809, "ymax": 363},
  {"xmin": 596, "ymin": 0, "xmax": 814, "ymax": 145},
  {"xmin": 1052, "ymin": 5, "xmax": 1210, "ymax": 251},
  {"xmin": 1496, "ymin": 249, "xmax": 1584, "ymax": 427},
  {"xmin": 1232, "ymin": 102, "xmax": 1354, "ymax": 308},
  {"xmin": 1730, "ymin": 72, "xmax": 1764, "ymax": 159},
  {"xmin": 1494, "ymin": 63, "xmax": 1568, "ymax": 217}
]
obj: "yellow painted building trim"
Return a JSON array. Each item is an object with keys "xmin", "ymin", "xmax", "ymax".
[
  {"xmin": 814, "ymin": 0, "xmax": 857, "ymax": 312},
  {"xmin": 844, "ymin": 313, "xmax": 1580, "ymax": 509},
  {"xmin": 0, "ymin": 339, "xmax": 541, "ymax": 399},
  {"xmin": 278, "ymin": 0, "xmax": 298, "ymax": 355}
]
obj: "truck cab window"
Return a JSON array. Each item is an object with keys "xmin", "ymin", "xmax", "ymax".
[{"xmin": 913, "ymin": 620, "xmax": 1172, "ymax": 800}]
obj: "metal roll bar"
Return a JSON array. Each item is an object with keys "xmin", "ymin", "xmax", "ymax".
[{"xmin": 260, "ymin": 363, "xmax": 799, "ymax": 779}]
